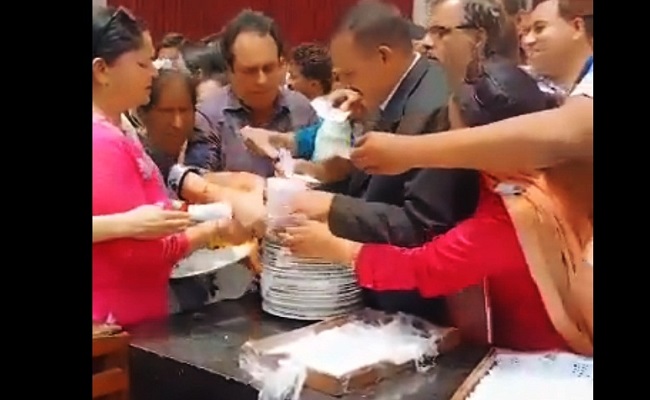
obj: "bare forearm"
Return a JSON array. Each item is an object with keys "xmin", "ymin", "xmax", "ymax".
[
  {"xmin": 93, "ymin": 214, "xmax": 133, "ymax": 243},
  {"xmin": 295, "ymin": 158, "xmax": 352, "ymax": 183},
  {"xmin": 183, "ymin": 223, "xmax": 215, "ymax": 253},
  {"xmin": 408, "ymin": 98, "xmax": 593, "ymax": 172},
  {"xmin": 269, "ymin": 132, "xmax": 296, "ymax": 154},
  {"xmin": 180, "ymin": 172, "xmax": 227, "ymax": 203}
]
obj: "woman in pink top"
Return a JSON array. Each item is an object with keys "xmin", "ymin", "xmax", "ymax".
[{"xmin": 92, "ymin": 6, "xmax": 244, "ymax": 326}]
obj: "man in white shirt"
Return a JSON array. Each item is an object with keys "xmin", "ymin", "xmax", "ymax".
[{"xmin": 572, "ymin": 62, "xmax": 593, "ymax": 99}]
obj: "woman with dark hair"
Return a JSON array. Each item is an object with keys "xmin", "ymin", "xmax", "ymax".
[
  {"xmin": 282, "ymin": 61, "xmax": 590, "ymax": 355},
  {"xmin": 92, "ymin": 6, "xmax": 245, "ymax": 326},
  {"xmin": 181, "ymin": 42, "xmax": 228, "ymax": 104},
  {"xmin": 137, "ymin": 67, "xmax": 198, "ymax": 181}
]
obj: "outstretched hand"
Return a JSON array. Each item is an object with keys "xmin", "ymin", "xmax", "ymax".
[
  {"xmin": 125, "ymin": 204, "xmax": 191, "ymax": 239},
  {"xmin": 350, "ymin": 131, "xmax": 415, "ymax": 175}
]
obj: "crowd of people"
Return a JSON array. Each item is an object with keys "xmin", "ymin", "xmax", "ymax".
[{"xmin": 92, "ymin": 0, "xmax": 593, "ymax": 357}]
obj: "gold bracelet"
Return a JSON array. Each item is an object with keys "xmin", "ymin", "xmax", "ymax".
[{"xmin": 208, "ymin": 226, "xmax": 228, "ymax": 249}]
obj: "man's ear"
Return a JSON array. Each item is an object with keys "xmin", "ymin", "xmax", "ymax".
[
  {"xmin": 377, "ymin": 45, "xmax": 393, "ymax": 64},
  {"xmin": 571, "ymin": 17, "xmax": 588, "ymax": 39}
]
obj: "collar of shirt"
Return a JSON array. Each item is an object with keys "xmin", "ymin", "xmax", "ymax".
[
  {"xmin": 379, "ymin": 52, "xmax": 421, "ymax": 111},
  {"xmin": 224, "ymin": 85, "xmax": 291, "ymax": 115},
  {"xmin": 577, "ymin": 56, "xmax": 593, "ymax": 84}
]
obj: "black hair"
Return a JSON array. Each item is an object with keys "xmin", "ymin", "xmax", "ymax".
[
  {"xmin": 501, "ymin": 0, "xmax": 532, "ymax": 15},
  {"xmin": 335, "ymin": 0, "xmax": 413, "ymax": 53},
  {"xmin": 531, "ymin": 0, "xmax": 592, "ymax": 38},
  {"xmin": 429, "ymin": 0, "xmax": 507, "ymax": 58},
  {"xmin": 200, "ymin": 31, "xmax": 224, "ymax": 46},
  {"xmin": 456, "ymin": 60, "xmax": 555, "ymax": 127},
  {"xmin": 181, "ymin": 42, "xmax": 229, "ymax": 85},
  {"xmin": 92, "ymin": 6, "xmax": 146, "ymax": 65},
  {"xmin": 221, "ymin": 9, "xmax": 285, "ymax": 69},
  {"xmin": 497, "ymin": 0, "xmax": 527, "ymax": 62},
  {"xmin": 290, "ymin": 43, "xmax": 333, "ymax": 94},
  {"xmin": 138, "ymin": 69, "xmax": 198, "ymax": 113},
  {"xmin": 159, "ymin": 32, "xmax": 187, "ymax": 49}
]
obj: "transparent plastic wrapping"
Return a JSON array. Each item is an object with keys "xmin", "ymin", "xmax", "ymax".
[
  {"xmin": 240, "ymin": 352, "xmax": 307, "ymax": 400},
  {"xmin": 265, "ymin": 177, "xmax": 307, "ymax": 219},
  {"xmin": 276, "ymin": 149, "xmax": 296, "ymax": 177},
  {"xmin": 312, "ymin": 118, "xmax": 353, "ymax": 162},
  {"xmin": 265, "ymin": 176, "xmax": 308, "ymax": 234},
  {"xmin": 452, "ymin": 349, "xmax": 593, "ymax": 400},
  {"xmin": 239, "ymin": 310, "xmax": 460, "ymax": 399}
]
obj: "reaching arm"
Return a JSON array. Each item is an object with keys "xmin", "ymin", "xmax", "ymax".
[
  {"xmin": 93, "ymin": 134, "xmax": 192, "ymax": 266},
  {"xmin": 184, "ymin": 112, "xmax": 222, "ymax": 171},
  {"xmin": 328, "ymin": 167, "xmax": 480, "ymax": 247},
  {"xmin": 92, "ymin": 214, "xmax": 133, "ymax": 243},
  {"xmin": 406, "ymin": 96, "xmax": 593, "ymax": 172},
  {"xmin": 337, "ymin": 191, "xmax": 524, "ymax": 298},
  {"xmin": 292, "ymin": 119, "xmax": 323, "ymax": 159},
  {"xmin": 294, "ymin": 157, "xmax": 353, "ymax": 184}
]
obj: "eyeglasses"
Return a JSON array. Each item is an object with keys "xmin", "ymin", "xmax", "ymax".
[
  {"xmin": 427, "ymin": 23, "xmax": 477, "ymax": 38},
  {"xmin": 93, "ymin": 6, "xmax": 137, "ymax": 56}
]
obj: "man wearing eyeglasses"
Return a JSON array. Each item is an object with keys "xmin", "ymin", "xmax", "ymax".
[
  {"xmin": 425, "ymin": 0, "xmax": 513, "ymax": 90},
  {"xmin": 351, "ymin": 0, "xmax": 593, "ymax": 177}
]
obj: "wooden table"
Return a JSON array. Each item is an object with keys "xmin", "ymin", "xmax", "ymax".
[{"xmin": 93, "ymin": 325, "xmax": 130, "ymax": 400}]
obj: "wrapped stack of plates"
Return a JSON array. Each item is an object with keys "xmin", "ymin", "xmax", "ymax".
[{"xmin": 260, "ymin": 238, "xmax": 363, "ymax": 320}]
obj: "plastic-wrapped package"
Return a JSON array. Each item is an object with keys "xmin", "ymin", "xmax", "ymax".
[
  {"xmin": 312, "ymin": 118, "xmax": 353, "ymax": 162},
  {"xmin": 240, "ymin": 311, "xmax": 456, "ymax": 399},
  {"xmin": 240, "ymin": 354, "xmax": 307, "ymax": 400},
  {"xmin": 267, "ymin": 319, "xmax": 434, "ymax": 376},
  {"xmin": 460, "ymin": 350, "xmax": 593, "ymax": 400},
  {"xmin": 276, "ymin": 149, "xmax": 296, "ymax": 177},
  {"xmin": 310, "ymin": 97, "xmax": 353, "ymax": 162}
]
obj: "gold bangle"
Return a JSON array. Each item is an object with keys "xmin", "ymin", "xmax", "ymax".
[{"xmin": 208, "ymin": 226, "xmax": 228, "ymax": 249}]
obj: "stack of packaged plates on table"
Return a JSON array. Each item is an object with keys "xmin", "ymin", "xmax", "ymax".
[{"xmin": 260, "ymin": 237, "xmax": 363, "ymax": 320}]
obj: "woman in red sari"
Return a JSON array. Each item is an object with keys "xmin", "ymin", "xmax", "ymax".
[{"xmin": 283, "ymin": 60, "xmax": 587, "ymax": 354}]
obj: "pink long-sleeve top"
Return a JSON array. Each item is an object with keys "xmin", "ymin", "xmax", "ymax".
[{"xmin": 92, "ymin": 115, "xmax": 189, "ymax": 326}]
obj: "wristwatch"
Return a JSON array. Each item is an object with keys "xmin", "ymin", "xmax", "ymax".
[{"xmin": 168, "ymin": 164, "xmax": 204, "ymax": 200}]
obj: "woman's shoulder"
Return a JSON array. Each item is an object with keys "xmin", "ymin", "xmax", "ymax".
[
  {"xmin": 92, "ymin": 119, "xmax": 138, "ymax": 163},
  {"xmin": 93, "ymin": 118, "xmax": 128, "ymax": 146}
]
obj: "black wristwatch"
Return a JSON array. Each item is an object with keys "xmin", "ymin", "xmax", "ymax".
[{"xmin": 168, "ymin": 164, "xmax": 203, "ymax": 200}]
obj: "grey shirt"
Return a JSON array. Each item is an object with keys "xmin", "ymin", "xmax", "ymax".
[{"xmin": 183, "ymin": 86, "xmax": 319, "ymax": 177}]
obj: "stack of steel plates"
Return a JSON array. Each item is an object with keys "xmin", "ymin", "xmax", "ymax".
[{"xmin": 260, "ymin": 237, "xmax": 363, "ymax": 320}]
